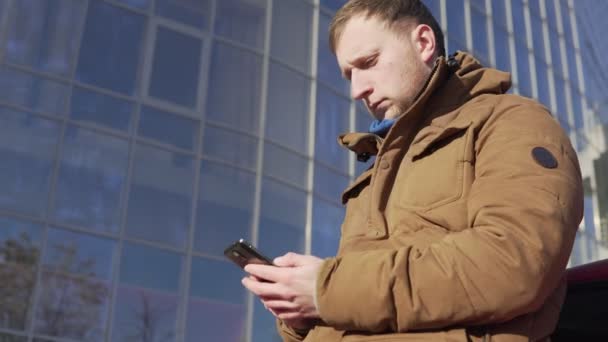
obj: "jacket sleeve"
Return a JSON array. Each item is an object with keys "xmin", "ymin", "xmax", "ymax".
[
  {"xmin": 276, "ymin": 319, "xmax": 309, "ymax": 342},
  {"xmin": 315, "ymin": 99, "xmax": 584, "ymax": 332}
]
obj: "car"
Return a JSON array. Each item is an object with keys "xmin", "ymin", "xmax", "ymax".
[{"xmin": 552, "ymin": 258, "xmax": 608, "ymax": 340}]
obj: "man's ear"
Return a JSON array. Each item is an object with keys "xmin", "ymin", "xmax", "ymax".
[{"xmin": 411, "ymin": 24, "xmax": 436, "ymax": 64}]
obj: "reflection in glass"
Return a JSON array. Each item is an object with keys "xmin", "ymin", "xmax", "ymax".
[
  {"xmin": 314, "ymin": 164, "xmax": 349, "ymax": 201},
  {"xmin": 422, "ymin": 0, "xmax": 441, "ymax": 20},
  {"xmin": 317, "ymin": 13, "xmax": 349, "ymax": 95},
  {"xmin": 491, "ymin": 0, "xmax": 508, "ymax": 29},
  {"xmin": 202, "ymin": 125, "xmax": 258, "ymax": 171},
  {"xmin": 190, "ymin": 257, "xmax": 245, "ymax": 304},
  {"xmin": 0, "ymin": 66, "xmax": 70, "ymax": 116},
  {"xmin": 155, "ymin": 0, "xmax": 211, "ymax": 30},
  {"xmin": 138, "ymin": 106, "xmax": 198, "ymax": 151},
  {"xmin": 553, "ymin": 77, "xmax": 570, "ymax": 132},
  {"xmin": 515, "ymin": 42, "xmax": 532, "ymax": 97},
  {"xmin": 263, "ymin": 142, "xmax": 308, "ymax": 189},
  {"xmin": 115, "ymin": 0, "xmax": 149, "ymax": 10},
  {"xmin": 266, "ymin": 62, "xmax": 311, "ymax": 153},
  {"xmin": 76, "ymin": 0, "xmax": 146, "ymax": 95},
  {"xmin": 70, "ymin": 86, "xmax": 134, "ymax": 132},
  {"xmin": 119, "ymin": 242, "xmax": 182, "ymax": 292},
  {"xmin": 271, "ymin": 0, "xmax": 312, "ymax": 72},
  {"xmin": 511, "ymin": 0, "xmax": 526, "ymax": 43},
  {"xmin": 206, "ymin": 41, "xmax": 262, "ymax": 132},
  {"xmin": 252, "ymin": 300, "xmax": 282, "ymax": 342},
  {"xmin": 320, "ymin": 0, "xmax": 348, "ymax": 12},
  {"xmin": 530, "ymin": 16, "xmax": 546, "ymax": 62},
  {"xmin": 535, "ymin": 59, "xmax": 551, "ymax": 108},
  {"xmin": 43, "ymin": 227, "xmax": 116, "ymax": 279},
  {"xmin": 215, "ymin": 0, "xmax": 266, "ymax": 50},
  {"xmin": 126, "ymin": 144, "xmax": 194, "ymax": 248},
  {"xmin": 315, "ymin": 85, "xmax": 350, "ymax": 173},
  {"xmin": 53, "ymin": 127, "xmax": 129, "ymax": 233},
  {"xmin": 186, "ymin": 298, "xmax": 245, "ymax": 342},
  {"xmin": 195, "ymin": 161, "xmax": 255, "ymax": 256},
  {"xmin": 111, "ymin": 286, "xmax": 178, "ymax": 342},
  {"xmin": 0, "ymin": 217, "xmax": 43, "ymax": 331},
  {"xmin": 34, "ymin": 271, "xmax": 109, "ymax": 341},
  {"xmin": 149, "ymin": 27, "xmax": 202, "ymax": 109},
  {"xmin": 0, "ymin": 108, "xmax": 60, "ymax": 216},
  {"xmin": 471, "ymin": 7, "xmax": 489, "ymax": 64},
  {"xmin": 312, "ymin": 199, "xmax": 343, "ymax": 258},
  {"xmin": 259, "ymin": 179, "xmax": 306, "ymax": 258},
  {"xmin": 493, "ymin": 26, "xmax": 511, "ymax": 72},
  {"xmin": 549, "ymin": 30, "xmax": 563, "ymax": 77},
  {"xmin": 446, "ymin": 0, "xmax": 466, "ymax": 46}
]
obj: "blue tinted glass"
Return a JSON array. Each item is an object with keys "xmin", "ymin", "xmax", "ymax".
[
  {"xmin": 43, "ymin": 228, "xmax": 115, "ymax": 279},
  {"xmin": 317, "ymin": 13, "xmax": 349, "ymax": 95},
  {"xmin": 53, "ymin": 126, "xmax": 129, "ymax": 233},
  {"xmin": 206, "ymin": 41, "xmax": 262, "ymax": 131},
  {"xmin": 553, "ymin": 77, "xmax": 570, "ymax": 131},
  {"xmin": 535, "ymin": 59, "xmax": 551, "ymax": 108},
  {"xmin": 571, "ymin": 90, "xmax": 583, "ymax": 130},
  {"xmin": 156, "ymin": 0, "xmax": 210, "ymax": 30},
  {"xmin": 195, "ymin": 161, "xmax": 255, "ymax": 256},
  {"xmin": 511, "ymin": 0, "xmax": 526, "ymax": 44},
  {"xmin": 546, "ymin": 0, "xmax": 557, "ymax": 30},
  {"xmin": 515, "ymin": 41, "xmax": 532, "ymax": 97},
  {"xmin": 471, "ymin": 7, "xmax": 489, "ymax": 62},
  {"xmin": 149, "ymin": 27, "xmax": 202, "ymax": 108},
  {"xmin": 565, "ymin": 43, "xmax": 579, "ymax": 90},
  {"xmin": 448, "ymin": 36, "xmax": 467, "ymax": 55},
  {"xmin": 5, "ymin": 0, "xmax": 85, "ymax": 76},
  {"xmin": 470, "ymin": 0, "xmax": 486, "ymax": 11},
  {"xmin": 34, "ymin": 271, "xmax": 109, "ymax": 341},
  {"xmin": 422, "ymin": 0, "xmax": 441, "ymax": 20},
  {"xmin": 263, "ymin": 142, "xmax": 308, "ymax": 188},
  {"xmin": 187, "ymin": 297, "xmax": 246, "ymax": 342},
  {"xmin": 0, "ymin": 65, "xmax": 69, "ymax": 116},
  {"xmin": 315, "ymin": 85, "xmax": 350, "ymax": 173},
  {"xmin": 259, "ymin": 179, "xmax": 306, "ymax": 258},
  {"xmin": 266, "ymin": 62, "xmax": 310, "ymax": 153},
  {"xmin": 252, "ymin": 300, "xmax": 282, "ymax": 342},
  {"xmin": 76, "ymin": 0, "xmax": 146, "ymax": 95},
  {"xmin": 190, "ymin": 257, "xmax": 245, "ymax": 304},
  {"xmin": 314, "ymin": 164, "xmax": 349, "ymax": 201},
  {"xmin": 271, "ymin": 0, "xmax": 312, "ymax": 73},
  {"xmin": 549, "ymin": 30, "xmax": 563, "ymax": 77},
  {"xmin": 530, "ymin": 15, "xmax": 545, "ymax": 62},
  {"xmin": 312, "ymin": 199, "xmax": 343, "ymax": 258},
  {"xmin": 126, "ymin": 144, "xmax": 194, "ymax": 248},
  {"xmin": 202, "ymin": 125, "xmax": 258, "ymax": 171},
  {"xmin": 583, "ymin": 196, "xmax": 595, "ymax": 236},
  {"xmin": 215, "ymin": 0, "xmax": 266, "ymax": 49},
  {"xmin": 447, "ymin": 0, "xmax": 466, "ymax": 46},
  {"xmin": 529, "ymin": 0, "xmax": 542, "ymax": 18},
  {"xmin": 561, "ymin": 3, "xmax": 574, "ymax": 46},
  {"xmin": 120, "ymin": 242, "xmax": 182, "ymax": 291},
  {"xmin": 138, "ymin": 106, "xmax": 198, "ymax": 151},
  {"xmin": 321, "ymin": 0, "xmax": 348, "ymax": 11},
  {"xmin": 115, "ymin": 0, "xmax": 149, "ymax": 9},
  {"xmin": 70, "ymin": 87, "xmax": 133, "ymax": 132},
  {"xmin": 491, "ymin": 0, "xmax": 508, "ymax": 29},
  {"xmin": 494, "ymin": 26, "xmax": 511, "ymax": 72},
  {"xmin": 0, "ymin": 217, "xmax": 43, "ymax": 252},
  {"xmin": 0, "ymin": 333, "xmax": 26, "ymax": 342},
  {"xmin": 0, "ymin": 108, "xmax": 60, "ymax": 216},
  {"xmin": 111, "ymin": 286, "xmax": 178, "ymax": 342}
]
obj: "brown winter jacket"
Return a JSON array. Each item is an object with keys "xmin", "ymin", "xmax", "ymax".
[{"xmin": 278, "ymin": 52, "xmax": 584, "ymax": 342}]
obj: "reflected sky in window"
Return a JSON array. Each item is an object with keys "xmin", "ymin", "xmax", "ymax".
[
  {"xmin": 70, "ymin": 86, "xmax": 134, "ymax": 132},
  {"xmin": 120, "ymin": 242, "xmax": 182, "ymax": 292},
  {"xmin": 315, "ymin": 85, "xmax": 350, "ymax": 173}
]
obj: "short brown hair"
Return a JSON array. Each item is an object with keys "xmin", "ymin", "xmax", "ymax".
[{"xmin": 329, "ymin": 0, "xmax": 446, "ymax": 58}]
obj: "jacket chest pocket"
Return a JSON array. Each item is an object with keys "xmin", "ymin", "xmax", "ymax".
[{"xmin": 395, "ymin": 126, "xmax": 473, "ymax": 210}]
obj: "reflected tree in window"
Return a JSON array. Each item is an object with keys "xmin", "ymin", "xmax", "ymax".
[{"xmin": 116, "ymin": 290, "xmax": 175, "ymax": 342}]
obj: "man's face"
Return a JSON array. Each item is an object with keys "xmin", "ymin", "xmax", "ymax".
[{"xmin": 335, "ymin": 16, "xmax": 432, "ymax": 121}]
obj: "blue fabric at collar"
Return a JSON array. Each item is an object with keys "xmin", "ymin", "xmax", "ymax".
[{"xmin": 369, "ymin": 118, "xmax": 396, "ymax": 137}]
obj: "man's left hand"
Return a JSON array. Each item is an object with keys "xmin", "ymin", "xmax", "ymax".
[{"xmin": 242, "ymin": 253, "xmax": 324, "ymax": 321}]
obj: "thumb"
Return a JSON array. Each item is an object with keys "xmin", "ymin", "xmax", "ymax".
[{"xmin": 273, "ymin": 252, "xmax": 302, "ymax": 267}]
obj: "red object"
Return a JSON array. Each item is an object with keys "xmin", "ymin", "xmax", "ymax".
[{"xmin": 566, "ymin": 258, "xmax": 608, "ymax": 284}]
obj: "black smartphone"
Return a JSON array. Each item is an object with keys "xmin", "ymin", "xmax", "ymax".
[{"xmin": 224, "ymin": 239, "xmax": 273, "ymax": 269}]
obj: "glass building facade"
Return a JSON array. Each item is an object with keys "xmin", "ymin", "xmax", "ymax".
[{"xmin": 0, "ymin": 0, "xmax": 606, "ymax": 341}]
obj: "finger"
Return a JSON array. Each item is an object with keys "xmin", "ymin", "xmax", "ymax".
[
  {"xmin": 263, "ymin": 299, "xmax": 299, "ymax": 311},
  {"xmin": 244, "ymin": 264, "xmax": 284, "ymax": 282},
  {"xmin": 242, "ymin": 277, "xmax": 290, "ymax": 299},
  {"xmin": 277, "ymin": 311, "xmax": 307, "ymax": 321},
  {"xmin": 273, "ymin": 252, "xmax": 302, "ymax": 267}
]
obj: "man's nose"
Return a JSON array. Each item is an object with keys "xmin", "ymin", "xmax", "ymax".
[{"xmin": 350, "ymin": 70, "xmax": 372, "ymax": 100}]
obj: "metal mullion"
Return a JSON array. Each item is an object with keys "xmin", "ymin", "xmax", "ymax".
[
  {"xmin": 153, "ymin": 16, "xmax": 209, "ymax": 38},
  {"xmin": 485, "ymin": 0, "xmax": 496, "ymax": 67},
  {"xmin": 504, "ymin": 0, "xmax": 519, "ymax": 94},
  {"xmin": 464, "ymin": 0, "xmax": 473, "ymax": 54},
  {"xmin": 38, "ymin": 220, "xmax": 119, "ymax": 241},
  {"xmin": 539, "ymin": 0, "xmax": 557, "ymax": 113},
  {"xmin": 0, "ymin": 101, "xmax": 65, "ymax": 122},
  {"xmin": 134, "ymin": 136, "xmax": 197, "ymax": 157},
  {"xmin": 26, "ymin": 214, "xmax": 50, "ymax": 342},
  {"xmin": 3, "ymin": 61, "xmax": 72, "ymax": 85},
  {"xmin": 140, "ymin": 96, "xmax": 203, "ymax": 120},
  {"xmin": 568, "ymin": 0, "xmax": 589, "ymax": 133},
  {"xmin": 204, "ymin": 120, "xmax": 261, "ymax": 139},
  {"xmin": 101, "ymin": 0, "xmax": 149, "ymax": 16},
  {"xmin": 213, "ymin": 35, "xmax": 265, "ymax": 57},
  {"xmin": 554, "ymin": 2, "xmax": 575, "ymax": 139},
  {"xmin": 522, "ymin": 1, "xmax": 538, "ymax": 100},
  {"xmin": 264, "ymin": 137, "xmax": 312, "ymax": 160},
  {"xmin": 246, "ymin": 1, "xmax": 274, "ymax": 339},
  {"xmin": 71, "ymin": 80, "xmax": 135, "ymax": 102},
  {"xmin": 261, "ymin": 173, "xmax": 309, "ymax": 197},
  {"xmin": 269, "ymin": 55, "xmax": 313, "ymax": 81},
  {"xmin": 0, "ymin": 209, "xmax": 47, "ymax": 226},
  {"xmin": 316, "ymin": 78, "xmax": 350, "ymax": 101},
  {"xmin": 200, "ymin": 155, "xmax": 257, "ymax": 175},
  {"xmin": 311, "ymin": 158, "xmax": 351, "ymax": 178}
]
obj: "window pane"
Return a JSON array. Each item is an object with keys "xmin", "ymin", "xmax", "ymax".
[
  {"xmin": 111, "ymin": 286, "xmax": 178, "ymax": 342},
  {"xmin": 202, "ymin": 125, "xmax": 258, "ymax": 171},
  {"xmin": 317, "ymin": 13, "xmax": 349, "ymax": 95},
  {"xmin": 186, "ymin": 297, "xmax": 245, "ymax": 342},
  {"xmin": 126, "ymin": 144, "xmax": 194, "ymax": 249},
  {"xmin": 34, "ymin": 271, "xmax": 109, "ymax": 341},
  {"xmin": 471, "ymin": 7, "xmax": 489, "ymax": 63},
  {"xmin": 511, "ymin": 0, "xmax": 526, "ymax": 44},
  {"xmin": 0, "ymin": 65, "xmax": 70, "ymax": 116},
  {"xmin": 571, "ymin": 90, "xmax": 583, "ymax": 130},
  {"xmin": 447, "ymin": 0, "xmax": 466, "ymax": 46},
  {"xmin": 53, "ymin": 127, "xmax": 129, "ymax": 233},
  {"xmin": 263, "ymin": 142, "xmax": 308, "ymax": 189},
  {"xmin": 549, "ymin": 30, "xmax": 563, "ymax": 77},
  {"xmin": 76, "ymin": 0, "xmax": 146, "ymax": 95},
  {"xmin": 205, "ymin": 41, "xmax": 262, "ymax": 132},
  {"xmin": 190, "ymin": 257, "xmax": 245, "ymax": 304},
  {"xmin": 320, "ymin": 0, "xmax": 347, "ymax": 12},
  {"xmin": 138, "ymin": 106, "xmax": 199, "ymax": 151},
  {"xmin": 314, "ymin": 164, "xmax": 349, "ymax": 201},
  {"xmin": 553, "ymin": 77, "xmax": 570, "ymax": 131},
  {"xmin": 156, "ymin": 0, "xmax": 211, "ymax": 30},
  {"xmin": 43, "ymin": 228, "xmax": 116, "ymax": 279},
  {"xmin": 422, "ymin": 0, "xmax": 441, "ymax": 20},
  {"xmin": 266, "ymin": 62, "xmax": 310, "ymax": 153},
  {"xmin": 0, "ymin": 333, "xmax": 26, "ymax": 342},
  {"xmin": 115, "ymin": 0, "xmax": 149, "ymax": 10},
  {"xmin": 259, "ymin": 179, "xmax": 306, "ymax": 258},
  {"xmin": 535, "ymin": 59, "xmax": 551, "ymax": 108},
  {"xmin": 561, "ymin": 3, "xmax": 574, "ymax": 46},
  {"xmin": 493, "ymin": 26, "xmax": 511, "ymax": 72},
  {"xmin": 0, "ymin": 108, "xmax": 61, "ymax": 216},
  {"xmin": 215, "ymin": 0, "xmax": 266, "ymax": 50},
  {"xmin": 70, "ymin": 87, "xmax": 133, "ymax": 132},
  {"xmin": 312, "ymin": 199, "xmax": 343, "ymax": 258},
  {"xmin": 491, "ymin": 0, "xmax": 508, "ymax": 29},
  {"xmin": 530, "ymin": 14, "xmax": 545, "ymax": 62},
  {"xmin": 515, "ymin": 41, "xmax": 532, "ymax": 97},
  {"xmin": 315, "ymin": 85, "xmax": 350, "ymax": 173},
  {"xmin": 4, "ymin": 0, "xmax": 85, "ymax": 76},
  {"xmin": 195, "ymin": 161, "xmax": 255, "ymax": 256},
  {"xmin": 565, "ymin": 43, "xmax": 579, "ymax": 91},
  {"xmin": 149, "ymin": 27, "xmax": 202, "ymax": 109},
  {"xmin": 0, "ymin": 217, "xmax": 43, "ymax": 331},
  {"xmin": 120, "ymin": 242, "xmax": 182, "ymax": 292},
  {"xmin": 546, "ymin": 0, "xmax": 557, "ymax": 30},
  {"xmin": 271, "ymin": 0, "xmax": 312, "ymax": 73}
]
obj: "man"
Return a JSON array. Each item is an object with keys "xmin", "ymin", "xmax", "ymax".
[{"xmin": 242, "ymin": 0, "xmax": 583, "ymax": 341}]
